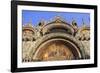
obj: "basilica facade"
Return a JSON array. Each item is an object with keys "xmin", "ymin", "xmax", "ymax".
[{"xmin": 22, "ymin": 16, "xmax": 90, "ymax": 62}]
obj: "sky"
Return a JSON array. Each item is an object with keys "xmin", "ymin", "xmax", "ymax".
[{"xmin": 22, "ymin": 10, "xmax": 90, "ymax": 27}]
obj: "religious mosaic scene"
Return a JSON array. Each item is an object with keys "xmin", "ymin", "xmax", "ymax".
[{"xmin": 22, "ymin": 11, "xmax": 90, "ymax": 62}]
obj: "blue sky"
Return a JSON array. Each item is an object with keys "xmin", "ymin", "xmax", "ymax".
[{"xmin": 22, "ymin": 10, "xmax": 90, "ymax": 27}]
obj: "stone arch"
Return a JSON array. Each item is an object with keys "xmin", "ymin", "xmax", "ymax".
[
  {"xmin": 22, "ymin": 27, "xmax": 36, "ymax": 41},
  {"xmin": 31, "ymin": 33, "xmax": 86, "ymax": 61},
  {"xmin": 76, "ymin": 27, "xmax": 90, "ymax": 41},
  {"xmin": 23, "ymin": 27, "xmax": 35, "ymax": 34},
  {"xmin": 42, "ymin": 23, "xmax": 74, "ymax": 35}
]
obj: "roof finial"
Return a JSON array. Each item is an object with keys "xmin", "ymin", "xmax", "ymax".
[
  {"xmin": 82, "ymin": 18, "xmax": 85, "ymax": 25},
  {"xmin": 55, "ymin": 16, "xmax": 61, "ymax": 22},
  {"xmin": 82, "ymin": 18, "xmax": 87, "ymax": 28},
  {"xmin": 29, "ymin": 18, "xmax": 32, "ymax": 24},
  {"xmin": 27, "ymin": 18, "xmax": 33, "ymax": 27},
  {"xmin": 54, "ymin": 16, "xmax": 65, "ymax": 23}
]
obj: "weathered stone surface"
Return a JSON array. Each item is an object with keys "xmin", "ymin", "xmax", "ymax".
[{"xmin": 22, "ymin": 17, "xmax": 90, "ymax": 62}]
